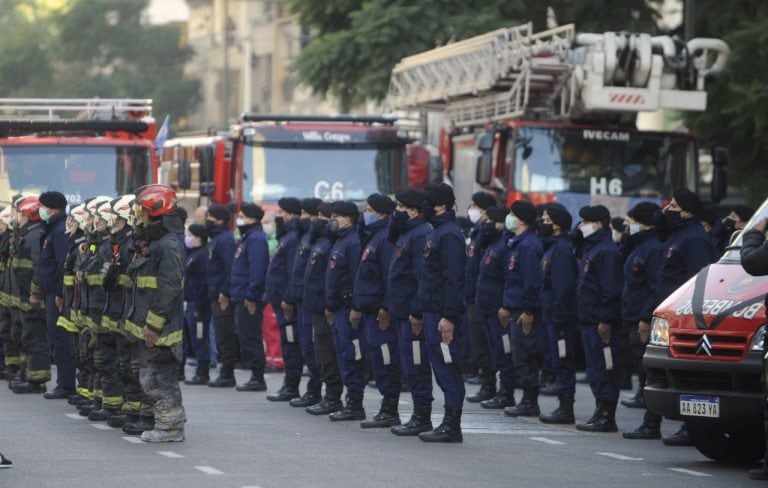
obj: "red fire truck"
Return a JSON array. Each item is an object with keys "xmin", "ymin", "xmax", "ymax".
[{"xmin": 0, "ymin": 98, "xmax": 157, "ymax": 204}]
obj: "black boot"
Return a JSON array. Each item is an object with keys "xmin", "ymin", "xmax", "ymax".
[
  {"xmin": 466, "ymin": 369, "xmax": 496, "ymax": 403},
  {"xmin": 540, "ymin": 394, "xmax": 575, "ymax": 424},
  {"xmin": 267, "ymin": 376, "xmax": 301, "ymax": 402},
  {"xmin": 44, "ymin": 386, "xmax": 76, "ymax": 400},
  {"xmin": 329, "ymin": 391, "xmax": 366, "ymax": 421},
  {"xmin": 419, "ymin": 407, "xmax": 462, "ymax": 443},
  {"xmin": 290, "ymin": 380, "xmax": 322, "ymax": 408},
  {"xmin": 79, "ymin": 398, "xmax": 102, "ymax": 417},
  {"xmin": 108, "ymin": 412, "xmax": 139, "ymax": 429},
  {"xmin": 539, "ymin": 382, "xmax": 560, "ymax": 396},
  {"xmin": 236, "ymin": 370, "xmax": 267, "ymax": 392},
  {"xmin": 576, "ymin": 401, "xmax": 618, "ymax": 432},
  {"xmin": 392, "ymin": 402, "xmax": 433, "ymax": 436},
  {"xmin": 11, "ymin": 381, "xmax": 46, "ymax": 394},
  {"xmin": 88, "ymin": 406, "xmax": 121, "ymax": 422},
  {"xmin": 361, "ymin": 397, "xmax": 401, "ymax": 428},
  {"xmin": 306, "ymin": 396, "xmax": 343, "ymax": 415},
  {"xmin": 749, "ymin": 465, "xmax": 768, "ymax": 480},
  {"xmin": 481, "ymin": 383, "xmax": 516, "ymax": 409},
  {"xmin": 620, "ymin": 388, "xmax": 646, "ymax": 409},
  {"xmin": 123, "ymin": 414, "xmax": 155, "ymax": 435},
  {"xmin": 504, "ymin": 388, "xmax": 540, "ymax": 417},
  {"xmin": 622, "ymin": 416, "xmax": 661, "ymax": 439},
  {"xmin": 662, "ymin": 424, "xmax": 693, "ymax": 446},
  {"xmin": 177, "ymin": 359, "xmax": 186, "ymax": 382},
  {"xmin": 208, "ymin": 366, "xmax": 236, "ymax": 388},
  {"xmin": 184, "ymin": 365, "xmax": 210, "ymax": 386}
]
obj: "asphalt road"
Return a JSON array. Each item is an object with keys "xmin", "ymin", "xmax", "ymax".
[{"xmin": 0, "ymin": 365, "xmax": 762, "ymax": 488}]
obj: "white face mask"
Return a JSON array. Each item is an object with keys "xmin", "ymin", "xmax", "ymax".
[
  {"xmin": 235, "ymin": 218, "xmax": 248, "ymax": 227},
  {"xmin": 505, "ymin": 214, "xmax": 518, "ymax": 232},
  {"xmin": 580, "ymin": 222, "xmax": 596, "ymax": 238},
  {"xmin": 629, "ymin": 223, "xmax": 641, "ymax": 235},
  {"xmin": 467, "ymin": 207, "xmax": 482, "ymax": 224}
]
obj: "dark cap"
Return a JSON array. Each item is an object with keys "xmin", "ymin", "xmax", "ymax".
[
  {"xmin": 395, "ymin": 189, "xmax": 424, "ymax": 209},
  {"xmin": 332, "ymin": 201, "xmax": 359, "ymax": 217},
  {"xmin": 486, "ymin": 204, "xmax": 509, "ymax": 224},
  {"xmin": 732, "ymin": 204, "xmax": 755, "ymax": 223},
  {"xmin": 39, "ymin": 191, "xmax": 67, "ymax": 210},
  {"xmin": 301, "ymin": 198, "xmax": 322, "ymax": 216},
  {"xmin": 672, "ymin": 188, "xmax": 702, "ymax": 215},
  {"xmin": 187, "ymin": 223, "xmax": 208, "ymax": 240},
  {"xmin": 579, "ymin": 205, "xmax": 610, "ymax": 223},
  {"xmin": 240, "ymin": 203, "xmax": 265, "ymax": 221},
  {"xmin": 611, "ymin": 217, "xmax": 626, "ymax": 233},
  {"xmin": 699, "ymin": 206, "xmax": 718, "ymax": 226},
  {"xmin": 510, "ymin": 200, "xmax": 537, "ymax": 226},
  {"xmin": 277, "ymin": 197, "xmax": 302, "ymax": 216},
  {"xmin": 471, "ymin": 191, "xmax": 496, "ymax": 210},
  {"xmin": 318, "ymin": 202, "xmax": 333, "ymax": 218},
  {"xmin": 627, "ymin": 201, "xmax": 660, "ymax": 226},
  {"xmin": 545, "ymin": 203, "xmax": 572, "ymax": 230},
  {"xmin": 423, "ymin": 183, "xmax": 455, "ymax": 207},
  {"xmin": 367, "ymin": 193, "xmax": 396, "ymax": 215},
  {"xmin": 207, "ymin": 203, "xmax": 231, "ymax": 222}
]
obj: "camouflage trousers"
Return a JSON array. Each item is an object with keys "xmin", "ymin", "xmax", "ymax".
[{"xmin": 138, "ymin": 342, "xmax": 186, "ymax": 431}]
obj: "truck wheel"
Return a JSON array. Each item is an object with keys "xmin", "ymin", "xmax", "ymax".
[{"xmin": 687, "ymin": 424, "xmax": 765, "ymax": 463}]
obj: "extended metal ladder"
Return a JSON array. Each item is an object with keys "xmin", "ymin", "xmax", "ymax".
[{"xmin": 0, "ymin": 98, "xmax": 153, "ymax": 121}]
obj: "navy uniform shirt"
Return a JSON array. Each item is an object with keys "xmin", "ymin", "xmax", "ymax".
[
  {"xmin": 656, "ymin": 218, "xmax": 714, "ymax": 305},
  {"xmin": 265, "ymin": 217, "xmax": 300, "ymax": 305},
  {"xmin": 540, "ymin": 234, "xmax": 578, "ymax": 329},
  {"xmin": 464, "ymin": 221, "xmax": 485, "ymax": 304},
  {"xmin": 622, "ymin": 230, "xmax": 662, "ymax": 324},
  {"xmin": 388, "ymin": 217, "xmax": 431, "ymax": 319},
  {"xmin": 576, "ymin": 227, "xmax": 622, "ymax": 326},
  {"xmin": 352, "ymin": 218, "xmax": 393, "ymax": 313},
  {"xmin": 502, "ymin": 228, "xmax": 543, "ymax": 311},
  {"xmin": 285, "ymin": 221, "xmax": 313, "ymax": 306},
  {"xmin": 229, "ymin": 224, "xmax": 269, "ymax": 303},
  {"xmin": 207, "ymin": 225, "xmax": 236, "ymax": 301},
  {"xmin": 475, "ymin": 227, "xmax": 507, "ymax": 316},
  {"xmin": 302, "ymin": 224, "xmax": 334, "ymax": 315},
  {"xmin": 184, "ymin": 245, "xmax": 209, "ymax": 314},
  {"xmin": 325, "ymin": 226, "xmax": 360, "ymax": 312}
]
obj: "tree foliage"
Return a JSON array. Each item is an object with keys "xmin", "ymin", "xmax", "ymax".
[
  {"xmin": 0, "ymin": 0, "xmax": 199, "ymax": 129},
  {"xmin": 287, "ymin": 0, "xmax": 659, "ymax": 109}
]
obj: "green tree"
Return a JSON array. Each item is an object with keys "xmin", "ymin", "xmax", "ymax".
[{"xmin": 287, "ymin": 0, "xmax": 659, "ymax": 109}]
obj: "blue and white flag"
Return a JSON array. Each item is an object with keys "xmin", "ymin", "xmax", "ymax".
[{"xmin": 154, "ymin": 115, "xmax": 170, "ymax": 159}]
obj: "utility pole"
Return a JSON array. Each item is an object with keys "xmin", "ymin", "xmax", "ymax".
[
  {"xmin": 242, "ymin": 0, "xmax": 252, "ymax": 113},
  {"xmin": 221, "ymin": 0, "xmax": 230, "ymax": 125},
  {"xmin": 684, "ymin": 0, "xmax": 695, "ymax": 40}
]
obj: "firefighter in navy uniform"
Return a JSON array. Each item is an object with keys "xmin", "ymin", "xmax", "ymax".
[
  {"xmin": 465, "ymin": 192, "xmax": 499, "ymax": 403},
  {"xmin": 282, "ymin": 198, "xmax": 323, "ymax": 408},
  {"xmin": 538, "ymin": 204, "xmax": 579, "ymax": 424},
  {"xmin": 324, "ymin": 201, "xmax": 365, "ymax": 421},
  {"xmin": 739, "ymin": 214, "xmax": 768, "ymax": 481},
  {"xmin": 265, "ymin": 197, "xmax": 304, "ymax": 402},
  {"xmin": 123, "ymin": 184, "xmax": 187, "ymax": 443},
  {"xmin": 231, "ymin": 203, "xmax": 270, "ymax": 392},
  {"xmin": 183, "ymin": 224, "xmax": 212, "ymax": 385},
  {"xmin": 204, "ymin": 204, "xmax": 238, "ymax": 388},
  {"xmin": 10, "ymin": 196, "xmax": 51, "ymax": 393},
  {"xmin": 34, "ymin": 192, "xmax": 74, "ymax": 399},
  {"xmin": 474, "ymin": 205, "xmax": 517, "ymax": 410},
  {"xmin": 574, "ymin": 205, "xmax": 623, "ymax": 432},
  {"xmin": 353, "ymin": 193, "xmax": 399, "ymax": 429},
  {"xmin": 303, "ymin": 203, "xmax": 343, "ymax": 415},
  {"xmin": 653, "ymin": 188, "xmax": 715, "ymax": 446},
  {"xmin": 499, "ymin": 201, "xmax": 544, "ymax": 417},
  {"xmin": 413, "ymin": 183, "xmax": 467, "ymax": 443}
]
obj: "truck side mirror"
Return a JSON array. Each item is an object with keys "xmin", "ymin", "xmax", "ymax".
[
  {"xmin": 178, "ymin": 159, "xmax": 192, "ymax": 190},
  {"xmin": 428, "ymin": 155, "xmax": 443, "ymax": 183},
  {"xmin": 199, "ymin": 145, "xmax": 215, "ymax": 182},
  {"xmin": 199, "ymin": 182, "xmax": 216, "ymax": 197},
  {"xmin": 711, "ymin": 146, "xmax": 728, "ymax": 203},
  {"xmin": 475, "ymin": 132, "xmax": 494, "ymax": 186}
]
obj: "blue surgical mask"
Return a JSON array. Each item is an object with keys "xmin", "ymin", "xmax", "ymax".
[
  {"xmin": 363, "ymin": 211, "xmax": 381, "ymax": 226},
  {"xmin": 505, "ymin": 214, "xmax": 518, "ymax": 231},
  {"xmin": 184, "ymin": 235, "xmax": 195, "ymax": 248},
  {"xmin": 39, "ymin": 208, "xmax": 51, "ymax": 222}
]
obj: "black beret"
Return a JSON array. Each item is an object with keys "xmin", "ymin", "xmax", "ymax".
[
  {"xmin": 318, "ymin": 201, "xmax": 333, "ymax": 218},
  {"xmin": 39, "ymin": 191, "xmax": 67, "ymax": 210},
  {"xmin": 579, "ymin": 205, "xmax": 610, "ymax": 223},
  {"xmin": 301, "ymin": 198, "xmax": 322, "ymax": 216},
  {"xmin": 395, "ymin": 189, "xmax": 424, "ymax": 209},
  {"xmin": 278, "ymin": 197, "xmax": 302, "ymax": 216},
  {"xmin": 207, "ymin": 203, "xmax": 231, "ymax": 222},
  {"xmin": 627, "ymin": 201, "xmax": 660, "ymax": 226},
  {"xmin": 611, "ymin": 217, "xmax": 626, "ymax": 233},
  {"xmin": 423, "ymin": 183, "xmax": 455, "ymax": 207},
  {"xmin": 510, "ymin": 200, "xmax": 537, "ymax": 225},
  {"xmin": 545, "ymin": 203, "xmax": 572, "ymax": 230},
  {"xmin": 699, "ymin": 206, "xmax": 718, "ymax": 226},
  {"xmin": 367, "ymin": 193, "xmax": 396, "ymax": 215},
  {"xmin": 471, "ymin": 191, "xmax": 496, "ymax": 210},
  {"xmin": 332, "ymin": 201, "xmax": 359, "ymax": 217},
  {"xmin": 486, "ymin": 204, "xmax": 509, "ymax": 224},
  {"xmin": 732, "ymin": 204, "xmax": 755, "ymax": 222},
  {"xmin": 187, "ymin": 223, "xmax": 208, "ymax": 240},
  {"xmin": 672, "ymin": 188, "xmax": 702, "ymax": 215},
  {"xmin": 226, "ymin": 202, "xmax": 238, "ymax": 215},
  {"xmin": 240, "ymin": 203, "xmax": 264, "ymax": 220}
]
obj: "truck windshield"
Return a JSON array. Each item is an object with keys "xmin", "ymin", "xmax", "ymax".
[
  {"xmin": 243, "ymin": 144, "xmax": 407, "ymax": 202},
  {"xmin": 0, "ymin": 144, "xmax": 151, "ymax": 205},
  {"xmin": 513, "ymin": 126, "xmax": 697, "ymax": 214}
]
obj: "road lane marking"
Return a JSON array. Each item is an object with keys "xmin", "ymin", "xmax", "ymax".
[
  {"xmin": 530, "ymin": 437, "xmax": 565, "ymax": 445},
  {"xmin": 196, "ymin": 466, "xmax": 224, "ymax": 475},
  {"xmin": 122, "ymin": 436, "xmax": 143, "ymax": 444},
  {"xmin": 65, "ymin": 413, "xmax": 85, "ymax": 419},
  {"xmin": 668, "ymin": 468, "xmax": 711, "ymax": 477},
  {"xmin": 158, "ymin": 451, "xmax": 184, "ymax": 458},
  {"xmin": 91, "ymin": 424, "xmax": 112, "ymax": 430},
  {"xmin": 596, "ymin": 452, "xmax": 643, "ymax": 461}
]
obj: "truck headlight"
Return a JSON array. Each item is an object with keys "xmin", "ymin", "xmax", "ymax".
[
  {"xmin": 650, "ymin": 317, "xmax": 670, "ymax": 347},
  {"xmin": 750, "ymin": 325, "xmax": 766, "ymax": 352}
]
